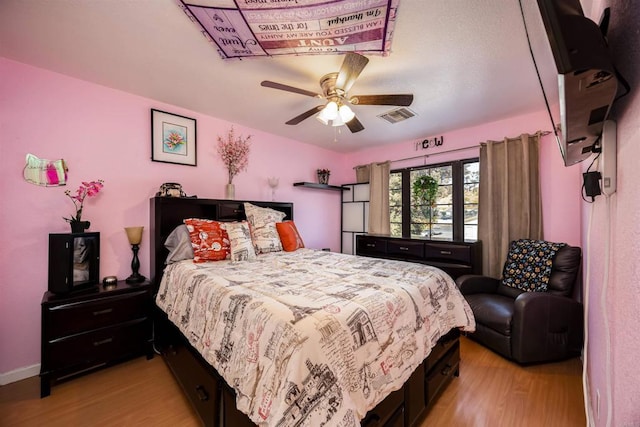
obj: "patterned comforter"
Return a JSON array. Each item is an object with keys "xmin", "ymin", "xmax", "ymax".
[{"xmin": 156, "ymin": 249, "xmax": 475, "ymax": 427}]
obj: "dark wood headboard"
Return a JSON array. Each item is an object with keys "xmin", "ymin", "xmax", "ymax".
[{"xmin": 149, "ymin": 197, "xmax": 294, "ymax": 291}]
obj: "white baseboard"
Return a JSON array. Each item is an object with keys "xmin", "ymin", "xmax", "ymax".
[{"xmin": 0, "ymin": 364, "xmax": 40, "ymax": 386}]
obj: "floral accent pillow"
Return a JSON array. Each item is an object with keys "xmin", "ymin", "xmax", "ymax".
[
  {"xmin": 501, "ymin": 239, "xmax": 566, "ymax": 292},
  {"xmin": 244, "ymin": 203, "xmax": 285, "ymax": 253},
  {"xmin": 221, "ymin": 221, "xmax": 257, "ymax": 262},
  {"xmin": 183, "ymin": 218, "xmax": 230, "ymax": 262},
  {"xmin": 276, "ymin": 221, "xmax": 305, "ymax": 252}
]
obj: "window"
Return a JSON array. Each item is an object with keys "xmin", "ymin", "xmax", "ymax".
[{"xmin": 390, "ymin": 158, "xmax": 479, "ymax": 242}]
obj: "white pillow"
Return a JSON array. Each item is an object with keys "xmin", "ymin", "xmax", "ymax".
[
  {"xmin": 244, "ymin": 203, "xmax": 285, "ymax": 253},
  {"xmin": 222, "ymin": 221, "xmax": 257, "ymax": 262}
]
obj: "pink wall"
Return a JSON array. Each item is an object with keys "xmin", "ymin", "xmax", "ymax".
[
  {"xmin": 581, "ymin": 1, "xmax": 640, "ymax": 425},
  {"xmin": 0, "ymin": 56, "xmax": 586, "ymax": 379},
  {"xmin": 343, "ymin": 110, "xmax": 583, "ymax": 246},
  {"xmin": 0, "ymin": 53, "xmax": 594, "ymax": 406},
  {"xmin": 0, "ymin": 58, "xmax": 349, "ymax": 374}
]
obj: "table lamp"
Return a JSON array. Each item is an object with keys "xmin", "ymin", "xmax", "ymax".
[{"xmin": 125, "ymin": 226, "xmax": 146, "ymax": 284}]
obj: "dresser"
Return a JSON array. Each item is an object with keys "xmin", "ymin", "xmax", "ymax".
[
  {"xmin": 356, "ymin": 235, "xmax": 482, "ymax": 279},
  {"xmin": 40, "ymin": 281, "xmax": 153, "ymax": 397}
]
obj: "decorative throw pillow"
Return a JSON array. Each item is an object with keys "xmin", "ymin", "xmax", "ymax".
[
  {"xmin": 244, "ymin": 202, "xmax": 285, "ymax": 253},
  {"xmin": 164, "ymin": 224, "xmax": 194, "ymax": 264},
  {"xmin": 183, "ymin": 218, "xmax": 230, "ymax": 262},
  {"xmin": 276, "ymin": 221, "xmax": 305, "ymax": 252},
  {"xmin": 501, "ymin": 239, "xmax": 566, "ymax": 292},
  {"xmin": 221, "ymin": 221, "xmax": 257, "ymax": 262}
]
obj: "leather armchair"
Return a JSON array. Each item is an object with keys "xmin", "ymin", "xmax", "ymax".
[{"xmin": 456, "ymin": 244, "xmax": 583, "ymax": 364}]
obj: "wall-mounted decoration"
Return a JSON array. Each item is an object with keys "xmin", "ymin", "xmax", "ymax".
[
  {"xmin": 23, "ymin": 153, "xmax": 68, "ymax": 186},
  {"xmin": 414, "ymin": 135, "xmax": 444, "ymax": 151},
  {"xmin": 179, "ymin": 0, "xmax": 400, "ymax": 59},
  {"xmin": 151, "ymin": 109, "xmax": 197, "ymax": 166}
]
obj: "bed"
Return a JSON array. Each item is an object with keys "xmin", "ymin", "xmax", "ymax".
[{"xmin": 150, "ymin": 196, "xmax": 475, "ymax": 427}]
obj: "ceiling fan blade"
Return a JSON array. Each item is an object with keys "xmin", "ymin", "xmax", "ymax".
[
  {"xmin": 335, "ymin": 52, "xmax": 369, "ymax": 93},
  {"xmin": 346, "ymin": 116, "xmax": 365, "ymax": 133},
  {"xmin": 261, "ymin": 80, "xmax": 321, "ymax": 98},
  {"xmin": 350, "ymin": 94, "xmax": 414, "ymax": 106},
  {"xmin": 285, "ymin": 105, "xmax": 324, "ymax": 125}
]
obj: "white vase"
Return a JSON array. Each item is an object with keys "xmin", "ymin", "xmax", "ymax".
[{"xmin": 225, "ymin": 183, "xmax": 235, "ymax": 199}]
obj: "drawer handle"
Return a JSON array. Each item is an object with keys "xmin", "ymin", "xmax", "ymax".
[
  {"xmin": 93, "ymin": 308, "xmax": 113, "ymax": 316},
  {"xmin": 366, "ymin": 243, "xmax": 375, "ymax": 247},
  {"xmin": 93, "ymin": 338, "xmax": 113, "ymax": 347},
  {"xmin": 399, "ymin": 246, "xmax": 409, "ymax": 251},
  {"xmin": 195, "ymin": 385, "xmax": 209, "ymax": 402},
  {"xmin": 440, "ymin": 250, "xmax": 452, "ymax": 255},
  {"xmin": 234, "ymin": 209, "xmax": 242, "ymax": 213},
  {"xmin": 441, "ymin": 364, "xmax": 453, "ymax": 376}
]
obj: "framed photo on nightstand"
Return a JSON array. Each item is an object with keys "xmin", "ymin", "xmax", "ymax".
[{"xmin": 151, "ymin": 109, "xmax": 197, "ymax": 166}]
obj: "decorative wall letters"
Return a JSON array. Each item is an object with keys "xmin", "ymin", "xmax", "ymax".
[{"xmin": 414, "ymin": 136, "xmax": 444, "ymax": 151}]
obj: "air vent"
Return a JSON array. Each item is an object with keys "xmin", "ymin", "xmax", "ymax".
[{"xmin": 378, "ymin": 107, "xmax": 416, "ymax": 124}]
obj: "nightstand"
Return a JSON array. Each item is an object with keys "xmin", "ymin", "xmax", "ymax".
[{"xmin": 40, "ymin": 280, "xmax": 153, "ymax": 397}]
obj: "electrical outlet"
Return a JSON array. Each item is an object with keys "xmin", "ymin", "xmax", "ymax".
[
  {"xmin": 600, "ymin": 120, "xmax": 617, "ymax": 196},
  {"xmin": 596, "ymin": 389, "xmax": 601, "ymax": 420}
]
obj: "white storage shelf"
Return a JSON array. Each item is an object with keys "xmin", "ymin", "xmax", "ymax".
[{"xmin": 341, "ymin": 183, "xmax": 369, "ymax": 255}]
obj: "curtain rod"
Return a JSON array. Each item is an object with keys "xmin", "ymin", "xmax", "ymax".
[
  {"xmin": 353, "ymin": 130, "xmax": 551, "ymax": 169},
  {"xmin": 353, "ymin": 144, "xmax": 478, "ymax": 169}
]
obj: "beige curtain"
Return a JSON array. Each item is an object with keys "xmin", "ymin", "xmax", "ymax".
[
  {"xmin": 368, "ymin": 161, "xmax": 391, "ymax": 235},
  {"xmin": 355, "ymin": 165, "xmax": 370, "ymax": 183},
  {"xmin": 478, "ymin": 133, "xmax": 543, "ymax": 278}
]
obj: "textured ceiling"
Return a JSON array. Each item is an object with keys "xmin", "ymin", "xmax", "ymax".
[{"xmin": 0, "ymin": 0, "xmax": 558, "ymax": 153}]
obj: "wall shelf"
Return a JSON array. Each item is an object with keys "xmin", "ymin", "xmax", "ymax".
[{"xmin": 293, "ymin": 182, "xmax": 349, "ymax": 191}]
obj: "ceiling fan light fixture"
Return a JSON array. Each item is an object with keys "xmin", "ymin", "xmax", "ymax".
[
  {"xmin": 320, "ymin": 101, "xmax": 339, "ymax": 121},
  {"xmin": 331, "ymin": 115, "xmax": 345, "ymax": 127},
  {"xmin": 339, "ymin": 104, "xmax": 355, "ymax": 123},
  {"xmin": 316, "ymin": 114, "xmax": 329, "ymax": 125}
]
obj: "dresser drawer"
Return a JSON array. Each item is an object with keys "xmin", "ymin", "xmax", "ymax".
[
  {"xmin": 429, "ymin": 263, "xmax": 474, "ymax": 280},
  {"xmin": 164, "ymin": 343, "xmax": 220, "ymax": 427},
  {"xmin": 47, "ymin": 318, "xmax": 149, "ymax": 370},
  {"xmin": 218, "ymin": 203, "xmax": 244, "ymax": 221},
  {"xmin": 356, "ymin": 236, "xmax": 387, "ymax": 256},
  {"xmin": 362, "ymin": 388, "xmax": 404, "ymax": 427},
  {"xmin": 387, "ymin": 240, "xmax": 424, "ymax": 260},
  {"xmin": 425, "ymin": 343, "xmax": 460, "ymax": 409},
  {"xmin": 47, "ymin": 290, "xmax": 149, "ymax": 338},
  {"xmin": 424, "ymin": 243, "xmax": 471, "ymax": 264},
  {"xmin": 424, "ymin": 331, "xmax": 459, "ymax": 372}
]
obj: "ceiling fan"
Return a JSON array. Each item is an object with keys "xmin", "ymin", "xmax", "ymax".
[{"xmin": 260, "ymin": 52, "xmax": 414, "ymax": 133}]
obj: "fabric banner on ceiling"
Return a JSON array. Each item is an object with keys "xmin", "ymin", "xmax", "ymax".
[{"xmin": 180, "ymin": 0, "xmax": 399, "ymax": 58}]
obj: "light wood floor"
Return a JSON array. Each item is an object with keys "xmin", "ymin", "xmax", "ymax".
[{"xmin": 0, "ymin": 337, "xmax": 585, "ymax": 427}]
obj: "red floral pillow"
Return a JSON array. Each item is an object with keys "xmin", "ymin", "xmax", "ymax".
[
  {"xmin": 276, "ymin": 221, "xmax": 305, "ymax": 252},
  {"xmin": 183, "ymin": 218, "xmax": 230, "ymax": 262}
]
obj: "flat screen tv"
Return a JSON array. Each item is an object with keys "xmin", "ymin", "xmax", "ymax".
[
  {"xmin": 527, "ymin": 0, "xmax": 618, "ymax": 166},
  {"xmin": 48, "ymin": 232, "xmax": 100, "ymax": 294}
]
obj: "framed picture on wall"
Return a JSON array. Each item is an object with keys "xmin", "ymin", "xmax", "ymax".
[{"xmin": 151, "ymin": 109, "xmax": 197, "ymax": 166}]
